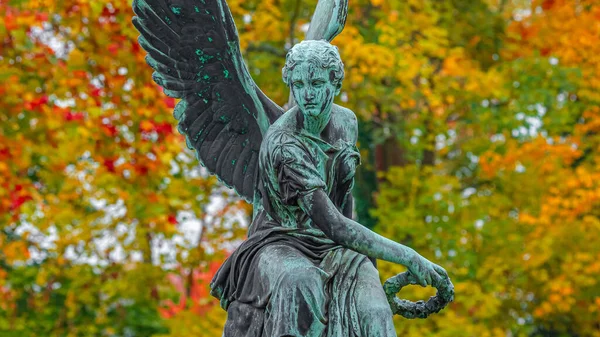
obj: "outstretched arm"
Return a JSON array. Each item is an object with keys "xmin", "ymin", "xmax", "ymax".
[
  {"xmin": 300, "ymin": 189, "xmax": 448, "ymax": 287},
  {"xmin": 342, "ymin": 194, "xmax": 377, "ymax": 268}
]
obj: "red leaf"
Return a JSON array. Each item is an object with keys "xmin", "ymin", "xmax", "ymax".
[
  {"xmin": 541, "ymin": 0, "xmax": 555, "ymax": 10},
  {"xmin": 4, "ymin": 13, "xmax": 17, "ymax": 31},
  {"xmin": 208, "ymin": 261, "xmax": 222, "ymax": 278},
  {"xmin": 163, "ymin": 97, "xmax": 175, "ymax": 109},
  {"xmin": 10, "ymin": 194, "xmax": 32, "ymax": 211},
  {"xmin": 65, "ymin": 111, "xmax": 85, "ymax": 121},
  {"xmin": 102, "ymin": 124, "xmax": 118, "ymax": 137},
  {"xmin": 155, "ymin": 122, "xmax": 173, "ymax": 135},
  {"xmin": 107, "ymin": 43, "xmax": 119, "ymax": 55},
  {"xmin": 132, "ymin": 41, "xmax": 141, "ymax": 54},
  {"xmin": 540, "ymin": 47, "xmax": 551, "ymax": 56},
  {"xmin": 72, "ymin": 70, "xmax": 87, "ymax": 78},
  {"xmin": 90, "ymin": 87, "xmax": 102, "ymax": 97},
  {"xmin": 35, "ymin": 12, "xmax": 48, "ymax": 22},
  {"xmin": 158, "ymin": 306, "xmax": 174, "ymax": 319},
  {"xmin": 25, "ymin": 95, "xmax": 49, "ymax": 111},
  {"xmin": 103, "ymin": 158, "xmax": 116, "ymax": 172},
  {"xmin": 135, "ymin": 165, "xmax": 149, "ymax": 175},
  {"xmin": 0, "ymin": 147, "xmax": 10, "ymax": 160}
]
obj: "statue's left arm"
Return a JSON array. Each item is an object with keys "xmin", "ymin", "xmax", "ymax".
[
  {"xmin": 342, "ymin": 193, "xmax": 379, "ymax": 268},
  {"xmin": 299, "ymin": 189, "xmax": 448, "ymax": 288}
]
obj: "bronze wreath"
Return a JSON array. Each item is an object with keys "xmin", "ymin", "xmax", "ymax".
[{"xmin": 383, "ymin": 271, "xmax": 455, "ymax": 319}]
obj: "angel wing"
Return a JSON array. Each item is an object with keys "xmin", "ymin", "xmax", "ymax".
[{"xmin": 132, "ymin": 0, "xmax": 284, "ymax": 202}]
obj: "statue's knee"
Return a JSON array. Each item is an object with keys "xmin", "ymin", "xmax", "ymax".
[
  {"xmin": 224, "ymin": 302, "xmax": 264, "ymax": 336},
  {"xmin": 362, "ymin": 302, "xmax": 393, "ymax": 322},
  {"xmin": 281, "ymin": 266, "xmax": 324, "ymax": 291},
  {"xmin": 358, "ymin": 302, "xmax": 396, "ymax": 336}
]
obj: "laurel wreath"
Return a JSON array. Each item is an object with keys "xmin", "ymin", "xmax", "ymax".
[{"xmin": 383, "ymin": 271, "xmax": 455, "ymax": 319}]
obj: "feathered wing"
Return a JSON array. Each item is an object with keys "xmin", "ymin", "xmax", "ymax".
[{"xmin": 132, "ymin": 0, "xmax": 284, "ymax": 202}]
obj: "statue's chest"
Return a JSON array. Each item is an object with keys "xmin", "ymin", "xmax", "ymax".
[{"xmin": 305, "ymin": 139, "xmax": 356, "ymax": 192}]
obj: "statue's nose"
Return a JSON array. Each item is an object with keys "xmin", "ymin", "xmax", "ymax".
[{"xmin": 304, "ymin": 89, "xmax": 315, "ymax": 100}]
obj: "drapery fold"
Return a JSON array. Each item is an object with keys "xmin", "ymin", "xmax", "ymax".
[{"xmin": 210, "ymin": 128, "xmax": 394, "ymax": 337}]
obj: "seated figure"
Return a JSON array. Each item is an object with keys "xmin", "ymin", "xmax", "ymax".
[
  {"xmin": 210, "ymin": 40, "xmax": 447, "ymax": 336},
  {"xmin": 132, "ymin": 1, "xmax": 450, "ymax": 335}
]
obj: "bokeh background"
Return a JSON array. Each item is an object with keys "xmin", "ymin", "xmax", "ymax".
[{"xmin": 2, "ymin": 0, "xmax": 600, "ymax": 336}]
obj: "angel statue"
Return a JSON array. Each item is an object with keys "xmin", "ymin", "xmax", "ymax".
[{"xmin": 132, "ymin": 0, "xmax": 453, "ymax": 335}]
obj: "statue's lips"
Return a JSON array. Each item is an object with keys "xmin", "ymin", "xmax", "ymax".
[{"xmin": 304, "ymin": 103, "xmax": 318, "ymax": 108}]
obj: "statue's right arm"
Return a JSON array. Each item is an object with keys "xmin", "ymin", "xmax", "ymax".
[{"xmin": 300, "ymin": 189, "xmax": 448, "ymax": 287}]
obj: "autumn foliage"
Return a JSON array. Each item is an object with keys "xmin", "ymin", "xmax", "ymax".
[{"xmin": 1, "ymin": 0, "xmax": 599, "ymax": 336}]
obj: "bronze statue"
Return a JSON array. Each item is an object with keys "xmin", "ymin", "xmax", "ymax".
[{"xmin": 132, "ymin": 0, "xmax": 453, "ymax": 335}]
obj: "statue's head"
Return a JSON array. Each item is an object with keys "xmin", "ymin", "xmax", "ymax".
[{"xmin": 282, "ymin": 40, "xmax": 344, "ymax": 117}]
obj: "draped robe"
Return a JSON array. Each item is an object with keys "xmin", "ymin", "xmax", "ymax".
[{"xmin": 211, "ymin": 126, "xmax": 395, "ymax": 337}]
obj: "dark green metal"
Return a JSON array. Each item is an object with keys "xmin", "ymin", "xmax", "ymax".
[{"xmin": 133, "ymin": 0, "xmax": 453, "ymax": 335}]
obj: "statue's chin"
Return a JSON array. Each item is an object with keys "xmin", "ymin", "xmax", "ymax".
[{"xmin": 301, "ymin": 107, "xmax": 323, "ymax": 117}]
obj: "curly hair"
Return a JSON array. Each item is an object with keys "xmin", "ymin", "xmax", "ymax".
[{"xmin": 281, "ymin": 40, "xmax": 345, "ymax": 89}]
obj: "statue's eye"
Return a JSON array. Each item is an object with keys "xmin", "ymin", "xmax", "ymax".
[
  {"xmin": 293, "ymin": 81, "xmax": 304, "ymax": 88},
  {"xmin": 312, "ymin": 80, "xmax": 325, "ymax": 87}
]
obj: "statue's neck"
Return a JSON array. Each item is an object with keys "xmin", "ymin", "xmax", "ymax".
[{"xmin": 299, "ymin": 107, "xmax": 332, "ymax": 137}]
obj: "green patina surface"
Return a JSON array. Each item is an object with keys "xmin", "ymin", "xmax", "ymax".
[
  {"xmin": 133, "ymin": 0, "xmax": 453, "ymax": 334},
  {"xmin": 248, "ymin": 40, "xmax": 452, "ymax": 329},
  {"xmin": 195, "ymin": 49, "xmax": 213, "ymax": 64}
]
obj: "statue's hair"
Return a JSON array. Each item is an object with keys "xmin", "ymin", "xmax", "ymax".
[{"xmin": 282, "ymin": 40, "xmax": 345, "ymax": 88}]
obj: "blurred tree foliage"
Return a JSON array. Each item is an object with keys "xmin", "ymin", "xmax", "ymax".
[
  {"xmin": 1, "ymin": 0, "xmax": 246, "ymax": 335},
  {"xmin": 1, "ymin": 0, "xmax": 599, "ymax": 336}
]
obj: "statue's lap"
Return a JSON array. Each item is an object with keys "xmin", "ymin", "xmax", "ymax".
[{"xmin": 225, "ymin": 242, "xmax": 395, "ymax": 336}]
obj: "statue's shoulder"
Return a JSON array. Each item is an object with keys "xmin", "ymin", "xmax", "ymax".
[
  {"xmin": 264, "ymin": 108, "xmax": 295, "ymax": 140},
  {"xmin": 332, "ymin": 104, "xmax": 357, "ymax": 121},
  {"xmin": 330, "ymin": 104, "xmax": 358, "ymax": 143},
  {"xmin": 262, "ymin": 112, "xmax": 300, "ymax": 154}
]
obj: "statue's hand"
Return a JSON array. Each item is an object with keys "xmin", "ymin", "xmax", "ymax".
[
  {"xmin": 407, "ymin": 253, "xmax": 449, "ymax": 288},
  {"xmin": 383, "ymin": 261, "xmax": 454, "ymax": 318}
]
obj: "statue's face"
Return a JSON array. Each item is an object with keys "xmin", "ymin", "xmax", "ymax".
[{"xmin": 290, "ymin": 62, "xmax": 338, "ymax": 117}]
